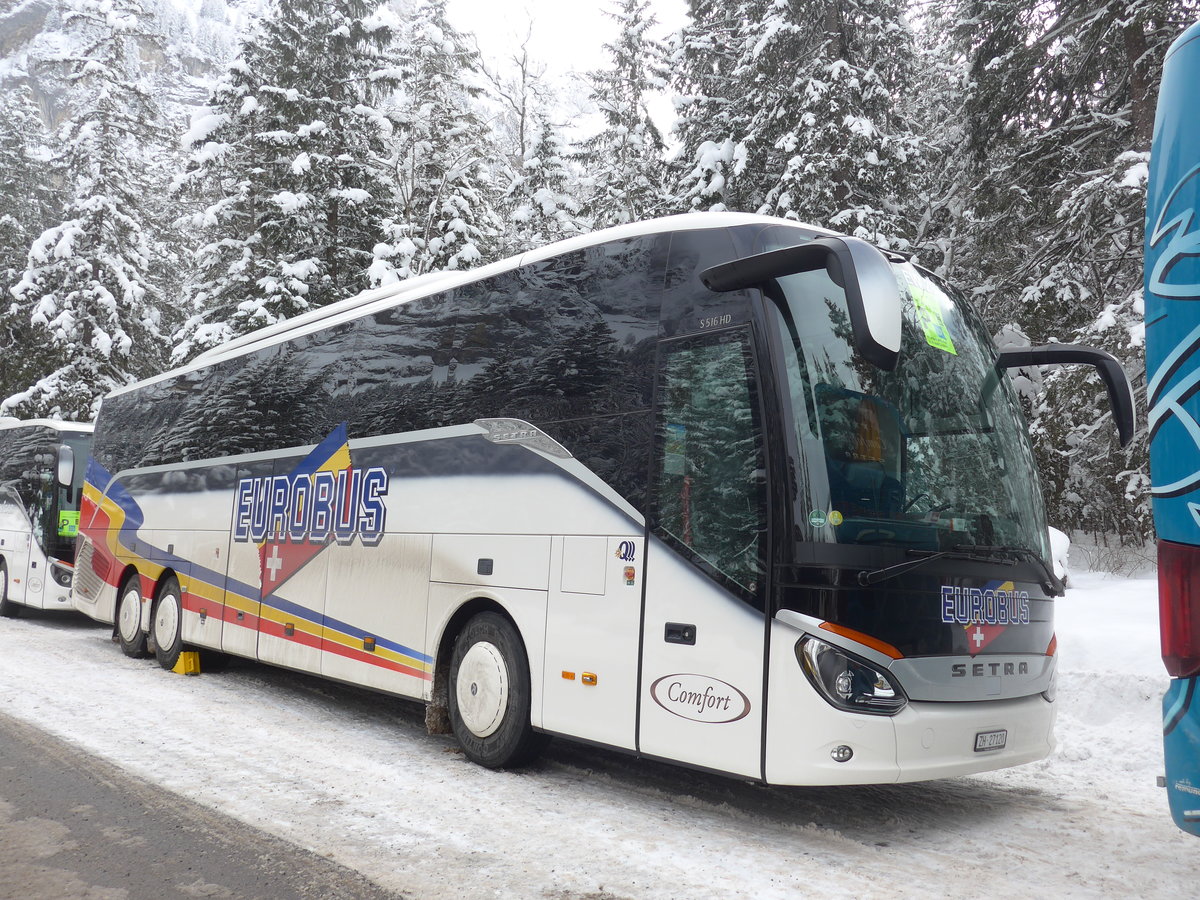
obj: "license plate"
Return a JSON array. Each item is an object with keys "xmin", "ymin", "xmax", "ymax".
[{"xmin": 975, "ymin": 729, "xmax": 1007, "ymax": 752}]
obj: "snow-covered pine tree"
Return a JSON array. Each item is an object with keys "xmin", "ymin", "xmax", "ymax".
[
  {"xmin": 478, "ymin": 26, "xmax": 550, "ymax": 171},
  {"xmin": 894, "ymin": 10, "xmax": 974, "ymax": 277},
  {"xmin": 672, "ymin": 0, "xmax": 926, "ymax": 247},
  {"xmin": 0, "ymin": 87, "xmax": 63, "ymax": 405},
  {"xmin": 501, "ymin": 114, "xmax": 586, "ymax": 254},
  {"xmin": 945, "ymin": 0, "xmax": 1199, "ymax": 541},
  {"xmin": 372, "ymin": 0, "xmax": 500, "ymax": 282},
  {"xmin": 577, "ymin": 0, "xmax": 668, "ymax": 228},
  {"xmin": 175, "ymin": 0, "xmax": 403, "ymax": 361},
  {"xmin": 3, "ymin": 0, "xmax": 170, "ymax": 420},
  {"xmin": 753, "ymin": 0, "xmax": 925, "ymax": 246},
  {"xmin": 668, "ymin": 0, "xmax": 753, "ymax": 212}
]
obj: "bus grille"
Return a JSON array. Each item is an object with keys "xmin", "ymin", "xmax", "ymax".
[{"xmin": 73, "ymin": 537, "xmax": 104, "ymax": 601}]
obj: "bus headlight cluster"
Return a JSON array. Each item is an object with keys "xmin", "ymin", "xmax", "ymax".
[
  {"xmin": 49, "ymin": 561, "xmax": 73, "ymax": 588},
  {"xmin": 796, "ymin": 636, "xmax": 907, "ymax": 715}
]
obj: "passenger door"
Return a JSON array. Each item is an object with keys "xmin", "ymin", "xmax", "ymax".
[{"xmin": 638, "ymin": 328, "xmax": 769, "ymax": 779}]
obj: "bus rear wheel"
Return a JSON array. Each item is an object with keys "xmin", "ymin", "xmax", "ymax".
[
  {"xmin": 448, "ymin": 612, "xmax": 547, "ymax": 768},
  {"xmin": 0, "ymin": 560, "xmax": 17, "ymax": 618},
  {"xmin": 151, "ymin": 575, "xmax": 185, "ymax": 671},
  {"xmin": 116, "ymin": 575, "xmax": 148, "ymax": 658}
]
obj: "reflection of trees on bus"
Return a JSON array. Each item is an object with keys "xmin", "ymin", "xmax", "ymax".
[
  {"xmin": 765, "ymin": 258, "xmax": 1048, "ymax": 553},
  {"xmin": 0, "ymin": 426, "xmax": 68, "ymax": 554},
  {"xmin": 93, "ymin": 236, "xmax": 662, "ymax": 514},
  {"xmin": 655, "ymin": 336, "xmax": 766, "ymax": 599}
]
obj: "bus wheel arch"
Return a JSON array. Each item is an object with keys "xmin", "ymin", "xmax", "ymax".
[
  {"xmin": 115, "ymin": 567, "xmax": 148, "ymax": 658},
  {"xmin": 446, "ymin": 606, "xmax": 548, "ymax": 769},
  {"xmin": 150, "ymin": 570, "xmax": 185, "ymax": 671},
  {"xmin": 429, "ymin": 597, "xmax": 506, "ymax": 735}
]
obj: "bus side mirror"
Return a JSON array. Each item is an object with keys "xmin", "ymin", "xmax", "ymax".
[
  {"xmin": 699, "ymin": 236, "xmax": 902, "ymax": 371},
  {"xmin": 56, "ymin": 444, "xmax": 75, "ymax": 488},
  {"xmin": 996, "ymin": 344, "xmax": 1136, "ymax": 447}
]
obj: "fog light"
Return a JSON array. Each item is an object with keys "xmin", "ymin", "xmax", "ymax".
[{"xmin": 831, "ymin": 745, "xmax": 854, "ymax": 763}]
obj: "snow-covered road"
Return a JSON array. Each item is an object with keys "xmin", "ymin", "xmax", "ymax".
[{"xmin": 0, "ymin": 571, "xmax": 1192, "ymax": 899}]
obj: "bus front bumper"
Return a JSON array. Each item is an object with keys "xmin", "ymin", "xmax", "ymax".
[{"xmin": 765, "ymin": 693, "xmax": 1056, "ymax": 786}]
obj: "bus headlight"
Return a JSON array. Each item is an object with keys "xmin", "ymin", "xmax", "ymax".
[
  {"xmin": 796, "ymin": 636, "xmax": 907, "ymax": 715},
  {"xmin": 49, "ymin": 561, "xmax": 74, "ymax": 588}
]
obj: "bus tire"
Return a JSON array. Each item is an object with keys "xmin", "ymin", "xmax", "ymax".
[
  {"xmin": 152, "ymin": 575, "xmax": 185, "ymax": 671},
  {"xmin": 115, "ymin": 575, "xmax": 148, "ymax": 658},
  {"xmin": 449, "ymin": 612, "xmax": 547, "ymax": 769},
  {"xmin": 0, "ymin": 559, "xmax": 18, "ymax": 618}
]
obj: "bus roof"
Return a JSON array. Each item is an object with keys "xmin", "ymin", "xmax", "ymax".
[
  {"xmin": 113, "ymin": 212, "xmax": 831, "ymax": 400},
  {"xmin": 0, "ymin": 418, "xmax": 94, "ymax": 435}
]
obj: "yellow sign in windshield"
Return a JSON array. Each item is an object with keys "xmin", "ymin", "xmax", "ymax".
[
  {"xmin": 904, "ymin": 271, "xmax": 958, "ymax": 356},
  {"xmin": 58, "ymin": 510, "xmax": 80, "ymax": 538}
]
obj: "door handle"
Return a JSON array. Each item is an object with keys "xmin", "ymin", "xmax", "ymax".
[{"xmin": 664, "ymin": 622, "xmax": 696, "ymax": 645}]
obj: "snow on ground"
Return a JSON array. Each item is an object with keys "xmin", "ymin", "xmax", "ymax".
[{"xmin": 0, "ymin": 571, "xmax": 1193, "ymax": 899}]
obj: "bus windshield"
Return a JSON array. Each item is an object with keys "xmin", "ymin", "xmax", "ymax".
[
  {"xmin": 767, "ymin": 255, "xmax": 1050, "ymax": 561},
  {"xmin": 50, "ymin": 432, "xmax": 90, "ymax": 553}
]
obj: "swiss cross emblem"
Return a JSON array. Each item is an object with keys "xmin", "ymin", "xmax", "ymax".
[{"xmin": 965, "ymin": 622, "xmax": 1005, "ymax": 656}]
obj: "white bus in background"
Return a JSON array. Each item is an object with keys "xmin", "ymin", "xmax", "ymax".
[
  {"xmin": 72, "ymin": 212, "xmax": 1133, "ymax": 784},
  {"xmin": 0, "ymin": 419, "xmax": 93, "ymax": 616}
]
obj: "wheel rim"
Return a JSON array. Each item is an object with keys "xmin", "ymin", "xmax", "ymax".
[
  {"xmin": 118, "ymin": 586, "xmax": 141, "ymax": 643},
  {"xmin": 154, "ymin": 590, "xmax": 180, "ymax": 651},
  {"xmin": 456, "ymin": 641, "xmax": 509, "ymax": 738}
]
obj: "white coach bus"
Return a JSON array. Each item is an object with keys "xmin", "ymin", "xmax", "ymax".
[
  {"xmin": 71, "ymin": 213, "xmax": 1133, "ymax": 784},
  {"xmin": 0, "ymin": 419, "xmax": 93, "ymax": 616}
]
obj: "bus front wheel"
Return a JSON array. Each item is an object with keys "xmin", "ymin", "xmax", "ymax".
[
  {"xmin": 448, "ymin": 612, "xmax": 547, "ymax": 768},
  {"xmin": 151, "ymin": 575, "xmax": 184, "ymax": 670},
  {"xmin": 0, "ymin": 560, "xmax": 17, "ymax": 618},
  {"xmin": 116, "ymin": 575, "xmax": 148, "ymax": 658}
]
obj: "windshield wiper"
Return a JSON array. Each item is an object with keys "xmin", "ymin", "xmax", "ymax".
[
  {"xmin": 857, "ymin": 548, "xmax": 1012, "ymax": 586},
  {"xmin": 953, "ymin": 544, "xmax": 1066, "ymax": 597}
]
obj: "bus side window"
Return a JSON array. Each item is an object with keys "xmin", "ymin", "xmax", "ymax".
[{"xmin": 651, "ymin": 329, "xmax": 768, "ymax": 606}]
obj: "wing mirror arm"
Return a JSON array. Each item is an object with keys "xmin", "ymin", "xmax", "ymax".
[
  {"xmin": 996, "ymin": 344, "xmax": 1136, "ymax": 448},
  {"xmin": 699, "ymin": 236, "xmax": 902, "ymax": 371}
]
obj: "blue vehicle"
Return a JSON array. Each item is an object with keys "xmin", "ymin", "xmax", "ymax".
[{"xmin": 1145, "ymin": 19, "xmax": 1200, "ymax": 839}]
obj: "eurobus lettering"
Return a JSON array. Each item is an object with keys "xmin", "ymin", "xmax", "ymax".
[
  {"xmin": 232, "ymin": 466, "xmax": 389, "ymax": 545},
  {"xmin": 0, "ymin": 419, "xmax": 93, "ymax": 616},
  {"xmin": 72, "ymin": 212, "xmax": 1132, "ymax": 784}
]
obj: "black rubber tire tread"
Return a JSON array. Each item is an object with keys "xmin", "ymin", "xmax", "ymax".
[
  {"xmin": 152, "ymin": 575, "xmax": 185, "ymax": 671},
  {"xmin": 115, "ymin": 574, "xmax": 149, "ymax": 658},
  {"xmin": 448, "ymin": 611, "xmax": 548, "ymax": 769},
  {"xmin": 0, "ymin": 560, "xmax": 18, "ymax": 618}
]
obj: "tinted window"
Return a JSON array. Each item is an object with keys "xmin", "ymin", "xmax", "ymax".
[
  {"xmin": 339, "ymin": 235, "xmax": 664, "ymax": 434},
  {"xmin": 95, "ymin": 234, "xmax": 665, "ymax": 518},
  {"xmin": 661, "ymin": 229, "xmax": 754, "ymax": 339},
  {"xmin": 651, "ymin": 329, "xmax": 768, "ymax": 605},
  {"xmin": 0, "ymin": 426, "xmax": 55, "ymax": 511}
]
